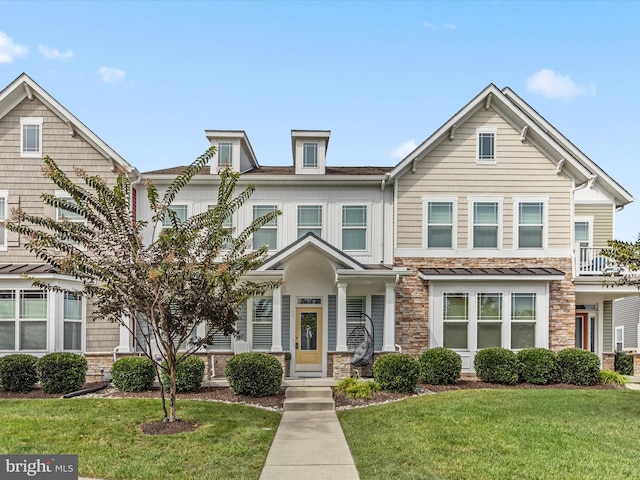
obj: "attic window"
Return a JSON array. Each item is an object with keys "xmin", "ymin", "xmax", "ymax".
[
  {"xmin": 218, "ymin": 142, "xmax": 233, "ymax": 168},
  {"xmin": 303, "ymin": 143, "xmax": 318, "ymax": 168},
  {"xmin": 477, "ymin": 127, "xmax": 496, "ymax": 164},
  {"xmin": 20, "ymin": 117, "xmax": 43, "ymax": 157}
]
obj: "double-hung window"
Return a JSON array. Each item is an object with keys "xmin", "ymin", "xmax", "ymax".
[
  {"xmin": 0, "ymin": 290, "xmax": 16, "ymax": 350},
  {"xmin": 19, "ymin": 290, "xmax": 47, "ymax": 350},
  {"xmin": 161, "ymin": 205, "xmax": 188, "ymax": 228},
  {"xmin": 477, "ymin": 127, "xmax": 496, "ymax": 164},
  {"xmin": 511, "ymin": 293, "xmax": 536, "ymax": 349},
  {"xmin": 615, "ymin": 326, "xmax": 624, "ymax": 352},
  {"xmin": 517, "ymin": 201, "xmax": 544, "ymax": 248},
  {"xmin": 477, "ymin": 293, "xmax": 502, "ymax": 348},
  {"xmin": 426, "ymin": 201, "xmax": 454, "ymax": 248},
  {"xmin": 253, "ymin": 205, "xmax": 278, "ymax": 250},
  {"xmin": 63, "ymin": 292, "xmax": 82, "ymax": 350},
  {"xmin": 342, "ymin": 205, "xmax": 367, "ymax": 251},
  {"xmin": 297, "ymin": 205, "xmax": 322, "ymax": 239},
  {"xmin": 218, "ymin": 142, "xmax": 233, "ymax": 168},
  {"xmin": 252, "ymin": 298, "xmax": 273, "ymax": 351},
  {"xmin": 20, "ymin": 117, "xmax": 43, "ymax": 157},
  {"xmin": 443, "ymin": 293, "xmax": 469, "ymax": 349},
  {"xmin": 303, "ymin": 143, "xmax": 318, "ymax": 168},
  {"xmin": 208, "ymin": 205, "xmax": 233, "ymax": 250},
  {"xmin": 0, "ymin": 192, "xmax": 6, "ymax": 250},
  {"xmin": 472, "ymin": 202, "xmax": 499, "ymax": 248}
]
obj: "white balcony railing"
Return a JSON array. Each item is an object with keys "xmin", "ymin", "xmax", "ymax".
[{"xmin": 575, "ymin": 246, "xmax": 621, "ymax": 276}]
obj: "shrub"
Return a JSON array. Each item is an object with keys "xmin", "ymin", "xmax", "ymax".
[
  {"xmin": 36, "ymin": 352, "xmax": 87, "ymax": 394},
  {"xmin": 225, "ymin": 352, "xmax": 282, "ymax": 397},
  {"xmin": 555, "ymin": 348, "xmax": 601, "ymax": 386},
  {"xmin": 599, "ymin": 369, "xmax": 628, "ymax": 387},
  {"xmin": 517, "ymin": 348, "xmax": 557, "ymax": 385},
  {"xmin": 419, "ymin": 348, "xmax": 461, "ymax": 385},
  {"xmin": 335, "ymin": 377, "xmax": 379, "ymax": 400},
  {"xmin": 373, "ymin": 353, "xmax": 419, "ymax": 394},
  {"xmin": 161, "ymin": 355, "xmax": 205, "ymax": 393},
  {"xmin": 474, "ymin": 347, "xmax": 519, "ymax": 385},
  {"xmin": 0, "ymin": 354, "xmax": 38, "ymax": 392},
  {"xmin": 111, "ymin": 356, "xmax": 155, "ymax": 392},
  {"xmin": 615, "ymin": 351, "xmax": 634, "ymax": 376}
]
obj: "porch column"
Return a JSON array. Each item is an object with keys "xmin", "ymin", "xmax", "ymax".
[
  {"xmin": 271, "ymin": 286, "xmax": 283, "ymax": 352},
  {"xmin": 336, "ymin": 282, "xmax": 348, "ymax": 352},
  {"xmin": 118, "ymin": 314, "xmax": 134, "ymax": 353},
  {"xmin": 382, "ymin": 281, "xmax": 396, "ymax": 352}
]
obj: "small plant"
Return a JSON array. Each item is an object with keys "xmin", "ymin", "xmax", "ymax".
[
  {"xmin": 474, "ymin": 347, "xmax": 519, "ymax": 385},
  {"xmin": 517, "ymin": 348, "xmax": 557, "ymax": 385},
  {"xmin": 373, "ymin": 353, "xmax": 419, "ymax": 394},
  {"xmin": 0, "ymin": 354, "xmax": 38, "ymax": 392},
  {"xmin": 161, "ymin": 355, "xmax": 205, "ymax": 393},
  {"xmin": 225, "ymin": 352, "xmax": 283, "ymax": 397},
  {"xmin": 335, "ymin": 377, "xmax": 379, "ymax": 400},
  {"xmin": 36, "ymin": 352, "xmax": 87, "ymax": 394},
  {"xmin": 555, "ymin": 348, "xmax": 601, "ymax": 386},
  {"xmin": 419, "ymin": 348, "xmax": 461, "ymax": 385},
  {"xmin": 111, "ymin": 356, "xmax": 155, "ymax": 392},
  {"xmin": 599, "ymin": 369, "xmax": 628, "ymax": 387},
  {"xmin": 615, "ymin": 351, "xmax": 634, "ymax": 376}
]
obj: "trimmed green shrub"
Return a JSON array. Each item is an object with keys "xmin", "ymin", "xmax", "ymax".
[
  {"xmin": 373, "ymin": 353, "xmax": 420, "ymax": 394},
  {"xmin": 517, "ymin": 348, "xmax": 557, "ymax": 385},
  {"xmin": 474, "ymin": 347, "xmax": 519, "ymax": 385},
  {"xmin": 161, "ymin": 355, "xmax": 205, "ymax": 393},
  {"xmin": 225, "ymin": 352, "xmax": 282, "ymax": 397},
  {"xmin": 111, "ymin": 356, "xmax": 155, "ymax": 392},
  {"xmin": 36, "ymin": 352, "xmax": 87, "ymax": 394},
  {"xmin": 599, "ymin": 369, "xmax": 628, "ymax": 387},
  {"xmin": 555, "ymin": 348, "xmax": 601, "ymax": 386},
  {"xmin": 615, "ymin": 351, "xmax": 634, "ymax": 376},
  {"xmin": 0, "ymin": 354, "xmax": 38, "ymax": 392},
  {"xmin": 335, "ymin": 377, "xmax": 380, "ymax": 400},
  {"xmin": 419, "ymin": 348, "xmax": 461, "ymax": 385}
]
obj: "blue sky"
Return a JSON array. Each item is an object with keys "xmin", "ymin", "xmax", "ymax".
[{"xmin": 1, "ymin": 0, "xmax": 639, "ymax": 241}]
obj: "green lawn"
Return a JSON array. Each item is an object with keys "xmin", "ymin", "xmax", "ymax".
[
  {"xmin": 339, "ymin": 389, "xmax": 640, "ymax": 480},
  {"xmin": 0, "ymin": 399, "xmax": 280, "ymax": 480}
]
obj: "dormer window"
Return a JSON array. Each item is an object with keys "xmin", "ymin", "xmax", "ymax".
[
  {"xmin": 303, "ymin": 143, "xmax": 318, "ymax": 168},
  {"xmin": 218, "ymin": 142, "xmax": 233, "ymax": 168}
]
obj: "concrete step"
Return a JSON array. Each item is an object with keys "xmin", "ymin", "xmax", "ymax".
[
  {"xmin": 285, "ymin": 386, "xmax": 334, "ymax": 399},
  {"xmin": 284, "ymin": 397, "xmax": 336, "ymax": 411}
]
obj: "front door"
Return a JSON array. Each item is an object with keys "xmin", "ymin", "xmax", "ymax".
[
  {"xmin": 575, "ymin": 312, "xmax": 595, "ymax": 352},
  {"xmin": 295, "ymin": 307, "xmax": 322, "ymax": 371}
]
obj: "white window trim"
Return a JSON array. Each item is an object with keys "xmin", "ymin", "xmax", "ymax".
[
  {"xmin": 20, "ymin": 117, "xmax": 43, "ymax": 158},
  {"xmin": 251, "ymin": 203, "xmax": 281, "ymax": 252},
  {"xmin": 422, "ymin": 196, "xmax": 458, "ymax": 250},
  {"xmin": 468, "ymin": 196, "xmax": 503, "ymax": 250},
  {"xmin": 574, "ymin": 216, "xmax": 594, "ymax": 247},
  {"xmin": 60, "ymin": 292, "xmax": 85, "ymax": 352},
  {"xmin": 217, "ymin": 142, "xmax": 233, "ymax": 169},
  {"xmin": 476, "ymin": 126, "xmax": 497, "ymax": 165},
  {"xmin": 302, "ymin": 142, "xmax": 318, "ymax": 169},
  {"xmin": 513, "ymin": 196, "xmax": 548, "ymax": 250},
  {"xmin": 296, "ymin": 204, "xmax": 323, "ymax": 239},
  {"xmin": 340, "ymin": 203, "xmax": 370, "ymax": 253},
  {"xmin": 161, "ymin": 204, "xmax": 189, "ymax": 229},
  {"xmin": 615, "ymin": 326, "xmax": 624, "ymax": 351},
  {"xmin": 0, "ymin": 190, "xmax": 7, "ymax": 251}
]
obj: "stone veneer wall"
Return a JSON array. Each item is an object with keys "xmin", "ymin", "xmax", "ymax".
[{"xmin": 394, "ymin": 257, "xmax": 575, "ymax": 355}]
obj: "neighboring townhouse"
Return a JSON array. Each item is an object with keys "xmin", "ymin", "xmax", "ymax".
[
  {"xmin": 0, "ymin": 73, "xmax": 139, "ymax": 376},
  {"xmin": 614, "ymin": 296, "xmax": 640, "ymax": 353}
]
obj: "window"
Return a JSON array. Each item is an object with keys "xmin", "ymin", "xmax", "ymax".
[
  {"xmin": 615, "ymin": 326, "xmax": 624, "ymax": 352},
  {"xmin": 303, "ymin": 142, "xmax": 318, "ymax": 168},
  {"xmin": 518, "ymin": 202, "xmax": 544, "ymax": 248},
  {"xmin": 0, "ymin": 290, "xmax": 16, "ymax": 350},
  {"xmin": 19, "ymin": 290, "xmax": 47, "ymax": 350},
  {"xmin": 477, "ymin": 127, "xmax": 496, "ymax": 163},
  {"xmin": 427, "ymin": 201, "xmax": 453, "ymax": 248},
  {"xmin": 297, "ymin": 205, "xmax": 322, "ymax": 239},
  {"xmin": 218, "ymin": 142, "xmax": 233, "ymax": 168},
  {"xmin": 511, "ymin": 293, "xmax": 536, "ymax": 349},
  {"xmin": 473, "ymin": 202, "xmax": 499, "ymax": 248},
  {"xmin": 161, "ymin": 205, "xmax": 187, "ymax": 228},
  {"xmin": 56, "ymin": 197, "xmax": 85, "ymax": 223},
  {"xmin": 443, "ymin": 293, "xmax": 469, "ymax": 349},
  {"xmin": 20, "ymin": 117, "xmax": 43, "ymax": 157},
  {"xmin": 253, "ymin": 205, "xmax": 277, "ymax": 250},
  {"xmin": 208, "ymin": 205, "xmax": 233, "ymax": 249},
  {"xmin": 252, "ymin": 298, "xmax": 273, "ymax": 350},
  {"xmin": 0, "ymin": 193, "xmax": 6, "ymax": 250},
  {"xmin": 346, "ymin": 297, "xmax": 366, "ymax": 351},
  {"xmin": 342, "ymin": 205, "xmax": 367, "ymax": 251},
  {"xmin": 477, "ymin": 293, "xmax": 502, "ymax": 348},
  {"xmin": 63, "ymin": 292, "xmax": 82, "ymax": 350}
]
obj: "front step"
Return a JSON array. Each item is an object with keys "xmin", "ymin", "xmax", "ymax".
[{"xmin": 284, "ymin": 386, "xmax": 335, "ymax": 411}]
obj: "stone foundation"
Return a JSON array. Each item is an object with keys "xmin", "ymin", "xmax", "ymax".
[
  {"xmin": 85, "ymin": 353, "xmax": 114, "ymax": 382},
  {"xmin": 331, "ymin": 352, "xmax": 354, "ymax": 378},
  {"xmin": 602, "ymin": 352, "xmax": 615, "ymax": 372}
]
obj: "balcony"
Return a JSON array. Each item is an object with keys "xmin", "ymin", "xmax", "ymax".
[{"xmin": 574, "ymin": 246, "xmax": 622, "ymax": 276}]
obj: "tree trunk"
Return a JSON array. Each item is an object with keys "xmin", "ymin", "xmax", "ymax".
[{"xmin": 168, "ymin": 357, "xmax": 178, "ymax": 422}]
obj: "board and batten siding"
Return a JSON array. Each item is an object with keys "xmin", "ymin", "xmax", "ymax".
[
  {"xmin": 574, "ymin": 204, "xmax": 614, "ymax": 248},
  {"xmin": 0, "ymin": 97, "xmax": 121, "ymax": 263},
  {"xmin": 396, "ymin": 109, "xmax": 572, "ymax": 250}
]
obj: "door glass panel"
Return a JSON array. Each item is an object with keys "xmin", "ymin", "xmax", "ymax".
[
  {"xmin": 300, "ymin": 312, "xmax": 318, "ymax": 351},
  {"xmin": 575, "ymin": 317, "xmax": 583, "ymax": 348}
]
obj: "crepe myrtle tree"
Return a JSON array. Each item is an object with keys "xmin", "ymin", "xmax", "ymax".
[
  {"xmin": 6, "ymin": 147, "xmax": 280, "ymax": 422},
  {"xmin": 602, "ymin": 235, "xmax": 640, "ymax": 288}
]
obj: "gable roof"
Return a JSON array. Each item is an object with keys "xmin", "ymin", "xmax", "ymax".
[
  {"xmin": 388, "ymin": 84, "xmax": 633, "ymax": 208},
  {"xmin": 0, "ymin": 73, "xmax": 137, "ymax": 176}
]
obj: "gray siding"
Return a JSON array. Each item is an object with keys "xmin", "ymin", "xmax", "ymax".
[
  {"xmin": 328, "ymin": 295, "xmax": 336, "ymax": 351},
  {"xmin": 614, "ymin": 296, "xmax": 640, "ymax": 350},
  {"xmin": 603, "ymin": 300, "xmax": 613, "ymax": 353},
  {"xmin": 281, "ymin": 295, "xmax": 291, "ymax": 352},
  {"xmin": 372, "ymin": 295, "xmax": 384, "ymax": 352}
]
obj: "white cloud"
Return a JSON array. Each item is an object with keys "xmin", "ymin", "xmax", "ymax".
[
  {"xmin": 0, "ymin": 32, "xmax": 28, "ymax": 63},
  {"xmin": 391, "ymin": 139, "xmax": 417, "ymax": 160},
  {"xmin": 98, "ymin": 67, "xmax": 126, "ymax": 84},
  {"xmin": 423, "ymin": 21, "xmax": 457, "ymax": 31},
  {"xmin": 39, "ymin": 44, "xmax": 73, "ymax": 60},
  {"xmin": 525, "ymin": 69, "xmax": 592, "ymax": 100}
]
